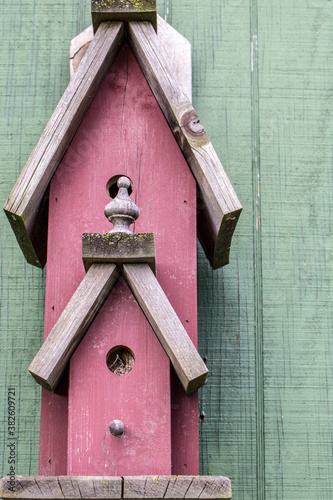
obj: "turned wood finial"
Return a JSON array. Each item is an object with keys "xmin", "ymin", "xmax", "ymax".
[{"xmin": 104, "ymin": 176, "xmax": 139, "ymax": 234}]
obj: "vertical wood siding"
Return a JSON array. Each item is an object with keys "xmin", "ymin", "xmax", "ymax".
[{"xmin": 1, "ymin": 0, "xmax": 332, "ymax": 498}]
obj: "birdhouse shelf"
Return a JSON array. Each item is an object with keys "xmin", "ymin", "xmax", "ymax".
[{"xmin": 0, "ymin": 475, "xmax": 232, "ymax": 500}]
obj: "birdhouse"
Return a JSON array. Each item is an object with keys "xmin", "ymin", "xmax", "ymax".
[{"xmin": 1, "ymin": 2, "xmax": 241, "ymax": 500}]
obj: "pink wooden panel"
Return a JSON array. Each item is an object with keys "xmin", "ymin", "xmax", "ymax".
[
  {"xmin": 40, "ymin": 43, "xmax": 198, "ymax": 475},
  {"xmin": 39, "ymin": 381, "xmax": 68, "ymax": 475},
  {"xmin": 68, "ymin": 278, "xmax": 171, "ymax": 476}
]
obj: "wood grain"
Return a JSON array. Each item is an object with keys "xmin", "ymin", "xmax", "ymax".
[
  {"xmin": 70, "ymin": 25, "xmax": 94, "ymax": 80},
  {"xmin": 69, "ymin": 16, "xmax": 191, "ymax": 100},
  {"xmin": 0, "ymin": 476, "xmax": 231, "ymax": 499},
  {"xmin": 82, "ymin": 233, "xmax": 155, "ymax": 272},
  {"xmin": 29, "ymin": 263, "xmax": 119, "ymax": 391},
  {"xmin": 0, "ymin": 476, "xmax": 122, "ymax": 499},
  {"xmin": 258, "ymin": 2, "xmax": 333, "ymax": 498},
  {"xmin": 123, "ymin": 263, "xmax": 208, "ymax": 394},
  {"xmin": 127, "ymin": 21, "xmax": 242, "ymax": 269},
  {"xmin": 3, "ymin": 21, "xmax": 125, "ymax": 268},
  {"xmin": 156, "ymin": 16, "xmax": 191, "ymax": 101}
]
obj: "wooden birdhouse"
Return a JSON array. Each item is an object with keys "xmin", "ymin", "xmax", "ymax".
[{"xmin": 1, "ymin": 2, "xmax": 241, "ymax": 499}]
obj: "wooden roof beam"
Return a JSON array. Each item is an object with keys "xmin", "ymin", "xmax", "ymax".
[
  {"xmin": 127, "ymin": 21, "xmax": 242, "ymax": 269},
  {"xmin": 3, "ymin": 21, "xmax": 125, "ymax": 267},
  {"xmin": 123, "ymin": 263, "xmax": 208, "ymax": 395},
  {"xmin": 29, "ymin": 263, "xmax": 120, "ymax": 391}
]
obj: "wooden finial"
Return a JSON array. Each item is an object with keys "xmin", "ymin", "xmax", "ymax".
[
  {"xmin": 109, "ymin": 419, "xmax": 125, "ymax": 437},
  {"xmin": 104, "ymin": 176, "xmax": 140, "ymax": 234}
]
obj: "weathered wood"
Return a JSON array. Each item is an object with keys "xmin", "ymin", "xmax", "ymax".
[
  {"xmin": 163, "ymin": 476, "xmax": 193, "ymax": 499},
  {"xmin": 156, "ymin": 16, "xmax": 191, "ymax": 101},
  {"xmin": 3, "ymin": 1, "xmax": 333, "ymax": 499},
  {"xmin": 0, "ymin": 476, "xmax": 231, "ymax": 499},
  {"xmin": 122, "ymin": 476, "xmax": 232, "ymax": 499},
  {"xmin": 70, "ymin": 16, "xmax": 191, "ymax": 100},
  {"xmin": 123, "ymin": 476, "xmax": 171, "ymax": 498},
  {"xmin": 68, "ymin": 21, "xmax": 197, "ymax": 474},
  {"xmin": 0, "ymin": 476, "xmax": 122, "ymax": 499},
  {"xmin": 122, "ymin": 263, "xmax": 208, "ymax": 394},
  {"xmin": 3, "ymin": 21, "xmax": 125, "ymax": 268},
  {"xmin": 82, "ymin": 233, "xmax": 156, "ymax": 272},
  {"xmin": 70, "ymin": 25, "xmax": 94, "ymax": 80},
  {"xmin": 92, "ymin": 0, "xmax": 157, "ymax": 34},
  {"xmin": 29, "ymin": 263, "xmax": 120, "ymax": 391},
  {"xmin": 127, "ymin": 21, "xmax": 242, "ymax": 269}
]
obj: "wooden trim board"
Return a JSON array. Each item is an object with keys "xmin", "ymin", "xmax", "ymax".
[
  {"xmin": 0, "ymin": 476, "xmax": 232, "ymax": 499},
  {"xmin": 29, "ymin": 263, "xmax": 120, "ymax": 391},
  {"xmin": 127, "ymin": 21, "xmax": 242, "ymax": 268},
  {"xmin": 3, "ymin": 21, "xmax": 125, "ymax": 267},
  {"xmin": 123, "ymin": 263, "xmax": 208, "ymax": 394}
]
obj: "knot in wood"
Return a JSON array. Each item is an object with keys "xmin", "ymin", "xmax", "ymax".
[
  {"xmin": 104, "ymin": 176, "xmax": 139, "ymax": 234},
  {"xmin": 181, "ymin": 111, "xmax": 207, "ymax": 139}
]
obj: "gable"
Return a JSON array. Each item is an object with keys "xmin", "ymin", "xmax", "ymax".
[{"xmin": 3, "ymin": 17, "xmax": 241, "ymax": 270}]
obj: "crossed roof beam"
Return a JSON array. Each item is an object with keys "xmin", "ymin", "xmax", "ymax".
[{"xmin": 29, "ymin": 232, "xmax": 209, "ymax": 395}]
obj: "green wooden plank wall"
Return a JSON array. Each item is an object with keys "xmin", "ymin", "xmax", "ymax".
[{"xmin": 0, "ymin": 0, "xmax": 332, "ymax": 499}]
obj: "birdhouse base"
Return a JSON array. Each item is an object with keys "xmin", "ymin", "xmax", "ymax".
[{"xmin": 0, "ymin": 476, "xmax": 231, "ymax": 500}]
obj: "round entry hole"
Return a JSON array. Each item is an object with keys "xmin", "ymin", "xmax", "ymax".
[
  {"xmin": 106, "ymin": 346, "xmax": 135, "ymax": 375},
  {"xmin": 106, "ymin": 175, "xmax": 133, "ymax": 199}
]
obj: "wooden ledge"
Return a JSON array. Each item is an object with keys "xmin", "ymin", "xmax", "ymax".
[
  {"xmin": 82, "ymin": 233, "xmax": 155, "ymax": 273},
  {"xmin": 91, "ymin": 0, "xmax": 157, "ymax": 34},
  {"xmin": 0, "ymin": 476, "xmax": 231, "ymax": 500}
]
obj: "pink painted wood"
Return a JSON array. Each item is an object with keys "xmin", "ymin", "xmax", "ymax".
[
  {"xmin": 39, "ymin": 43, "xmax": 198, "ymax": 476},
  {"xmin": 68, "ymin": 278, "xmax": 171, "ymax": 476}
]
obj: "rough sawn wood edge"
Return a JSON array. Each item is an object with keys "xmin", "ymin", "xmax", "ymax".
[
  {"xmin": 0, "ymin": 476, "xmax": 232, "ymax": 499},
  {"xmin": 82, "ymin": 232, "xmax": 156, "ymax": 273}
]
